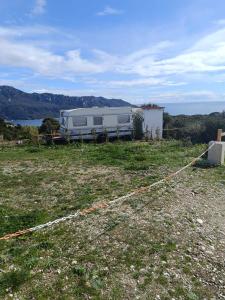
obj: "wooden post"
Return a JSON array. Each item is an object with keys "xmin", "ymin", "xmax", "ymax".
[
  {"xmin": 145, "ymin": 126, "xmax": 149, "ymax": 141},
  {"xmin": 37, "ymin": 134, "xmax": 40, "ymax": 147},
  {"xmin": 217, "ymin": 129, "xmax": 222, "ymax": 142},
  {"xmin": 116, "ymin": 127, "xmax": 120, "ymax": 141},
  {"xmin": 104, "ymin": 128, "xmax": 109, "ymax": 143},
  {"xmin": 92, "ymin": 129, "xmax": 97, "ymax": 143},
  {"xmin": 79, "ymin": 130, "xmax": 83, "ymax": 144},
  {"xmin": 131, "ymin": 127, "xmax": 134, "ymax": 141}
]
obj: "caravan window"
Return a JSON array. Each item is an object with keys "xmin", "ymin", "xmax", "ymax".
[
  {"xmin": 93, "ymin": 116, "xmax": 103, "ymax": 126},
  {"xmin": 118, "ymin": 114, "xmax": 130, "ymax": 124},
  {"xmin": 72, "ymin": 116, "xmax": 87, "ymax": 127}
]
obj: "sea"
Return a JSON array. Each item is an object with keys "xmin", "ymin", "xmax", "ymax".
[{"xmin": 10, "ymin": 101, "xmax": 225, "ymax": 127}]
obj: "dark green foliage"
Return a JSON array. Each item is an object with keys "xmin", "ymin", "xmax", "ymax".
[
  {"xmin": 164, "ymin": 111, "xmax": 225, "ymax": 143},
  {"xmin": 0, "ymin": 205, "xmax": 48, "ymax": 236},
  {"xmin": 133, "ymin": 112, "xmax": 144, "ymax": 139},
  {"xmin": 0, "ymin": 270, "xmax": 29, "ymax": 295},
  {"xmin": 72, "ymin": 266, "xmax": 86, "ymax": 276},
  {"xmin": 0, "ymin": 118, "xmax": 37, "ymax": 141},
  {"xmin": 39, "ymin": 117, "xmax": 60, "ymax": 134}
]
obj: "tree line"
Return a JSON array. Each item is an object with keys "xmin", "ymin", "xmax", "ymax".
[
  {"xmin": 0, "ymin": 118, "xmax": 59, "ymax": 142},
  {"xmin": 0, "ymin": 112, "xmax": 225, "ymax": 144},
  {"xmin": 163, "ymin": 111, "xmax": 225, "ymax": 143}
]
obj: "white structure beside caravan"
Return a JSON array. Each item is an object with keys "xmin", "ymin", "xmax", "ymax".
[
  {"xmin": 59, "ymin": 105, "xmax": 164, "ymax": 140},
  {"xmin": 60, "ymin": 107, "xmax": 133, "ymax": 140},
  {"xmin": 139, "ymin": 106, "xmax": 164, "ymax": 139}
]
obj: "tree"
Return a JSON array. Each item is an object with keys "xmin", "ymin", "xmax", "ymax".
[
  {"xmin": 133, "ymin": 112, "xmax": 144, "ymax": 140},
  {"xmin": 39, "ymin": 118, "xmax": 60, "ymax": 135}
]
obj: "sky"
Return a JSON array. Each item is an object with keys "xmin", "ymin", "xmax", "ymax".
[{"xmin": 1, "ymin": 0, "xmax": 225, "ymax": 104}]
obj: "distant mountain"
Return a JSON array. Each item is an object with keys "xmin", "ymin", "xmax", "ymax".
[{"xmin": 0, "ymin": 86, "xmax": 132, "ymax": 120}]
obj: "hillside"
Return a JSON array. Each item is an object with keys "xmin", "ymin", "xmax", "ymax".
[
  {"xmin": 0, "ymin": 141, "xmax": 224, "ymax": 298},
  {"xmin": 0, "ymin": 86, "xmax": 131, "ymax": 120}
]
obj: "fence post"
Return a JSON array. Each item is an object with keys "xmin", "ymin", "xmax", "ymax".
[
  {"xmin": 79, "ymin": 130, "xmax": 83, "ymax": 145},
  {"xmin": 145, "ymin": 126, "xmax": 149, "ymax": 141},
  {"xmin": 116, "ymin": 127, "xmax": 120, "ymax": 141},
  {"xmin": 104, "ymin": 128, "xmax": 109, "ymax": 143},
  {"xmin": 217, "ymin": 129, "xmax": 223, "ymax": 142},
  {"xmin": 155, "ymin": 127, "xmax": 160, "ymax": 140},
  {"xmin": 131, "ymin": 127, "xmax": 135, "ymax": 141},
  {"xmin": 37, "ymin": 134, "xmax": 40, "ymax": 147},
  {"xmin": 92, "ymin": 129, "xmax": 97, "ymax": 143}
]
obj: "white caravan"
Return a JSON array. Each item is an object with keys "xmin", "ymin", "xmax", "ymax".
[{"xmin": 59, "ymin": 107, "xmax": 133, "ymax": 140}]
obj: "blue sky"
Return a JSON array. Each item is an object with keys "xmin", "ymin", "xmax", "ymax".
[{"xmin": 1, "ymin": 0, "xmax": 225, "ymax": 104}]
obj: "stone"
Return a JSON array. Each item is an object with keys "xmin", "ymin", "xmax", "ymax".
[{"xmin": 197, "ymin": 218, "xmax": 203, "ymax": 225}]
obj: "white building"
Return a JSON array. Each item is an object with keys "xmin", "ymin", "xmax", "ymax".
[
  {"xmin": 59, "ymin": 105, "xmax": 164, "ymax": 140},
  {"xmin": 138, "ymin": 105, "xmax": 164, "ymax": 139}
]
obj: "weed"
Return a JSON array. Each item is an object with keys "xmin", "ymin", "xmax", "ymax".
[
  {"xmin": 72, "ymin": 266, "xmax": 86, "ymax": 276},
  {"xmin": 0, "ymin": 270, "xmax": 29, "ymax": 295}
]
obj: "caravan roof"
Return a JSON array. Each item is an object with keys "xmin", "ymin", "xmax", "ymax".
[{"xmin": 61, "ymin": 106, "xmax": 132, "ymax": 117}]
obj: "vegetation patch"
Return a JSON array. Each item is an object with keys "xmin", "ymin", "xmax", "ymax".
[{"xmin": 0, "ymin": 140, "xmax": 224, "ymax": 298}]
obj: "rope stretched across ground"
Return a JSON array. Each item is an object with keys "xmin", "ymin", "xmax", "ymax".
[{"xmin": 0, "ymin": 143, "xmax": 214, "ymax": 241}]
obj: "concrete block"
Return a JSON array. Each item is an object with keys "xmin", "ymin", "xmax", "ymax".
[{"xmin": 208, "ymin": 141, "xmax": 225, "ymax": 165}]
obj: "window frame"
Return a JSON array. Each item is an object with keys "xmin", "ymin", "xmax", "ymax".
[
  {"xmin": 72, "ymin": 116, "xmax": 88, "ymax": 127},
  {"xmin": 93, "ymin": 116, "xmax": 103, "ymax": 126},
  {"xmin": 118, "ymin": 114, "xmax": 131, "ymax": 124}
]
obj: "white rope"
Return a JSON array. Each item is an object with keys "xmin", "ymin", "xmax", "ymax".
[
  {"xmin": 0, "ymin": 142, "xmax": 215, "ymax": 240},
  {"xmin": 29, "ymin": 212, "xmax": 81, "ymax": 232},
  {"xmin": 110, "ymin": 142, "xmax": 215, "ymax": 206}
]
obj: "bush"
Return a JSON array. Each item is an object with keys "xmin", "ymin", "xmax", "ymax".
[
  {"xmin": 39, "ymin": 118, "xmax": 60, "ymax": 135},
  {"xmin": 163, "ymin": 111, "xmax": 225, "ymax": 144}
]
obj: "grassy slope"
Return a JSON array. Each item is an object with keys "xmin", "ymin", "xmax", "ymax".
[{"xmin": 0, "ymin": 141, "xmax": 224, "ymax": 299}]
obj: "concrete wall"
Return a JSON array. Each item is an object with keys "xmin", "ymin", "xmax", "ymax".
[{"xmin": 208, "ymin": 141, "xmax": 225, "ymax": 165}]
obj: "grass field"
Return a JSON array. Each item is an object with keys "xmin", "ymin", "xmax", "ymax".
[{"xmin": 0, "ymin": 140, "xmax": 224, "ymax": 299}]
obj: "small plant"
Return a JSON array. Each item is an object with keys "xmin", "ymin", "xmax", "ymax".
[
  {"xmin": 156, "ymin": 274, "xmax": 168, "ymax": 286},
  {"xmin": 193, "ymin": 159, "xmax": 216, "ymax": 169},
  {"xmin": 26, "ymin": 146, "xmax": 42, "ymax": 153},
  {"xmin": 72, "ymin": 266, "xmax": 86, "ymax": 276},
  {"xmin": 0, "ymin": 270, "xmax": 29, "ymax": 295}
]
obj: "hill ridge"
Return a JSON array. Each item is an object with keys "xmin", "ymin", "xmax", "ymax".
[{"xmin": 0, "ymin": 86, "xmax": 131, "ymax": 120}]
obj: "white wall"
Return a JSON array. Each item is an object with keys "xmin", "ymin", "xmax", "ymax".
[{"xmin": 142, "ymin": 109, "xmax": 163, "ymax": 139}]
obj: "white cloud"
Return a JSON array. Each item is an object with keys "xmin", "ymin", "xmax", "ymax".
[
  {"xmin": 214, "ymin": 19, "xmax": 225, "ymax": 26},
  {"xmin": 106, "ymin": 78, "xmax": 186, "ymax": 88},
  {"xmin": 0, "ymin": 25, "xmax": 108, "ymax": 76},
  {"xmin": 2, "ymin": 24, "xmax": 225, "ymax": 90},
  {"xmin": 145, "ymin": 91, "xmax": 225, "ymax": 104},
  {"xmin": 115, "ymin": 27, "xmax": 225, "ymax": 78},
  {"xmin": 0, "ymin": 37, "xmax": 106, "ymax": 76},
  {"xmin": 97, "ymin": 6, "xmax": 123, "ymax": 16},
  {"xmin": 31, "ymin": 0, "xmax": 47, "ymax": 15},
  {"xmin": 0, "ymin": 25, "xmax": 55, "ymax": 38}
]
